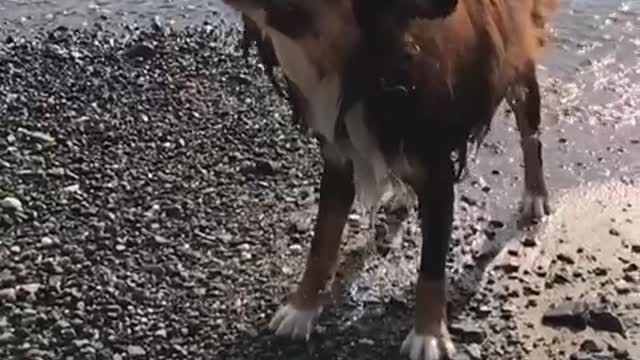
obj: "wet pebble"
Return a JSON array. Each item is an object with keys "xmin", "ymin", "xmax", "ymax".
[
  {"xmin": 0, "ymin": 196, "xmax": 22, "ymax": 212},
  {"xmin": 542, "ymin": 301, "xmax": 589, "ymax": 330},
  {"xmin": 450, "ymin": 321, "xmax": 486, "ymax": 344},
  {"xmin": 127, "ymin": 345, "xmax": 146, "ymax": 357}
]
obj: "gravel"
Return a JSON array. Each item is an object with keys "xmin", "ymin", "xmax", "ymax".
[{"xmin": 1, "ymin": 24, "xmax": 322, "ymax": 360}]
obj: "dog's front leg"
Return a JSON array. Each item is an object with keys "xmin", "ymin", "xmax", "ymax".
[
  {"xmin": 269, "ymin": 145, "xmax": 355, "ymax": 340},
  {"xmin": 401, "ymin": 156, "xmax": 456, "ymax": 360}
]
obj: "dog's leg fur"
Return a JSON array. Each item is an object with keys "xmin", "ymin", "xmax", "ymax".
[
  {"xmin": 507, "ymin": 64, "xmax": 551, "ymax": 223},
  {"xmin": 269, "ymin": 144, "xmax": 355, "ymax": 340},
  {"xmin": 401, "ymin": 156, "xmax": 456, "ymax": 360},
  {"xmin": 376, "ymin": 189, "xmax": 414, "ymax": 254}
]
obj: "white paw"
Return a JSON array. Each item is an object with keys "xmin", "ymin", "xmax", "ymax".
[
  {"xmin": 268, "ymin": 303, "xmax": 322, "ymax": 341},
  {"xmin": 400, "ymin": 328, "xmax": 456, "ymax": 360},
  {"xmin": 519, "ymin": 191, "xmax": 551, "ymax": 222}
]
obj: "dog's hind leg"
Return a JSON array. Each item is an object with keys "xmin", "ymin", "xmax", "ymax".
[
  {"xmin": 375, "ymin": 185, "xmax": 414, "ymax": 256},
  {"xmin": 506, "ymin": 64, "xmax": 551, "ymax": 224},
  {"xmin": 401, "ymin": 155, "xmax": 456, "ymax": 360},
  {"xmin": 268, "ymin": 144, "xmax": 355, "ymax": 341}
]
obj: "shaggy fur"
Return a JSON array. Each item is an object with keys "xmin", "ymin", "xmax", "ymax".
[{"xmin": 223, "ymin": 1, "xmax": 558, "ymax": 359}]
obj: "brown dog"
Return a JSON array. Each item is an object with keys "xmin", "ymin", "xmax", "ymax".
[{"xmin": 222, "ymin": 1, "xmax": 558, "ymax": 359}]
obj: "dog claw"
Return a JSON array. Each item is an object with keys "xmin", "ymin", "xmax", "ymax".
[
  {"xmin": 268, "ymin": 303, "xmax": 322, "ymax": 341},
  {"xmin": 519, "ymin": 191, "xmax": 551, "ymax": 224},
  {"xmin": 400, "ymin": 328, "xmax": 456, "ymax": 360}
]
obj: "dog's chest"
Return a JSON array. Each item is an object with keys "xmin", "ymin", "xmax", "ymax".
[
  {"xmin": 267, "ymin": 31, "xmax": 341, "ymax": 141},
  {"xmin": 267, "ymin": 30, "xmax": 412, "ymax": 206}
]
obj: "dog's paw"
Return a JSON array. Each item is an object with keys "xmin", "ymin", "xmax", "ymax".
[
  {"xmin": 268, "ymin": 303, "xmax": 322, "ymax": 341},
  {"xmin": 519, "ymin": 191, "xmax": 551, "ymax": 224},
  {"xmin": 400, "ymin": 328, "xmax": 456, "ymax": 360}
]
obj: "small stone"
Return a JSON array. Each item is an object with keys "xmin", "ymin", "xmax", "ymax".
[
  {"xmin": 523, "ymin": 284, "xmax": 541, "ymax": 296},
  {"xmin": 497, "ymin": 257, "xmax": 520, "ymax": 273},
  {"xmin": 614, "ymin": 281, "xmax": 630, "ymax": 295},
  {"xmin": 144, "ymin": 265, "xmax": 166, "ymax": 276},
  {"xmin": 620, "ymin": 269, "xmax": 637, "ymax": 283},
  {"xmin": 450, "ymin": 322, "xmax": 486, "ymax": 343},
  {"xmin": 588, "ymin": 307, "xmax": 625, "ymax": 336},
  {"xmin": 154, "ymin": 329, "xmax": 167, "ymax": 338},
  {"xmin": 548, "ymin": 270, "xmax": 571, "ymax": 287},
  {"xmin": 63, "ymin": 184, "xmax": 81, "ymax": 193},
  {"xmin": 488, "ymin": 220, "xmax": 504, "ymax": 229},
  {"xmin": 127, "ymin": 345, "xmax": 146, "ymax": 357},
  {"xmin": 611, "ymin": 346, "xmax": 630, "ymax": 359},
  {"xmin": 623, "ymin": 263, "xmax": 638, "ymax": 272},
  {"xmin": 542, "ymin": 301, "xmax": 588, "ymax": 330},
  {"xmin": 163, "ymin": 204, "xmax": 182, "ymax": 218},
  {"xmin": 0, "ymin": 331, "xmax": 16, "ymax": 345},
  {"xmin": 359, "ymin": 338, "xmax": 375, "ymax": 345},
  {"xmin": 609, "ymin": 228, "xmax": 621, "ymax": 236},
  {"xmin": 60, "ymin": 328, "xmax": 76, "ymax": 339},
  {"xmin": 464, "ymin": 344, "xmax": 482, "ymax": 360},
  {"xmin": 631, "ymin": 245, "xmax": 640, "ymax": 254},
  {"xmin": 557, "ymin": 253, "xmax": 576, "ymax": 265},
  {"xmin": 0, "ymin": 288, "xmax": 16, "ymax": 301},
  {"xmin": 593, "ymin": 267, "xmax": 609, "ymax": 276},
  {"xmin": 124, "ymin": 43, "xmax": 156, "ymax": 60},
  {"xmin": 579, "ymin": 339, "xmax": 602, "ymax": 353},
  {"xmin": 41, "ymin": 236, "xmax": 56, "ymax": 247},
  {"xmin": 521, "ymin": 237, "xmax": 537, "ymax": 247},
  {"xmin": 17, "ymin": 128, "xmax": 55, "ymax": 143},
  {"xmin": 289, "ymin": 244, "xmax": 303, "ymax": 254},
  {"xmin": 0, "ymin": 196, "xmax": 22, "ymax": 212},
  {"xmin": 153, "ymin": 235, "xmax": 170, "ymax": 245},
  {"xmin": 18, "ymin": 283, "xmax": 41, "ymax": 295}
]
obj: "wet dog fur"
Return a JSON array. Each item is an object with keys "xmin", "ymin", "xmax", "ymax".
[{"xmin": 222, "ymin": 0, "xmax": 558, "ymax": 359}]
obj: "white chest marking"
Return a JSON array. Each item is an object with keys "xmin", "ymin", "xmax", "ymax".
[{"xmin": 263, "ymin": 27, "xmax": 411, "ymax": 207}]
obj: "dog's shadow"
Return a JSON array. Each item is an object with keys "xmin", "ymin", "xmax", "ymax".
[{"xmin": 219, "ymin": 210, "xmax": 542, "ymax": 360}]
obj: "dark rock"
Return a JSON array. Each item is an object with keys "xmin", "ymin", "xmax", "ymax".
[
  {"xmin": 523, "ymin": 284, "xmax": 541, "ymax": 296},
  {"xmin": 497, "ymin": 257, "xmax": 520, "ymax": 273},
  {"xmin": 580, "ymin": 339, "xmax": 603, "ymax": 353},
  {"xmin": 623, "ymin": 263, "xmax": 638, "ymax": 272},
  {"xmin": 450, "ymin": 322, "xmax": 486, "ymax": 344},
  {"xmin": 557, "ymin": 253, "xmax": 576, "ymax": 265},
  {"xmin": 541, "ymin": 301, "xmax": 589, "ymax": 330},
  {"xmin": 631, "ymin": 245, "xmax": 640, "ymax": 254},
  {"xmin": 123, "ymin": 43, "xmax": 155, "ymax": 60},
  {"xmin": 547, "ymin": 269, "xmax": 571, "ymax": 287},
  {"xmin": 593, "ymin": 267, "xmax": 609, "ymax": 276},
  {"xmin": 163, "ymin": 204, "xmax": 183, "ymax": 218},
  {"xmin": 521, "ymin": 237, "xmax": 537, "ymax": 247},
  {"xmin": 587, "ymin": 307, "xmax": 625, "ymax": 336},
  {"xmin": 571, "ymin": 352, "xmax": 616, "ymax": 360}
]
